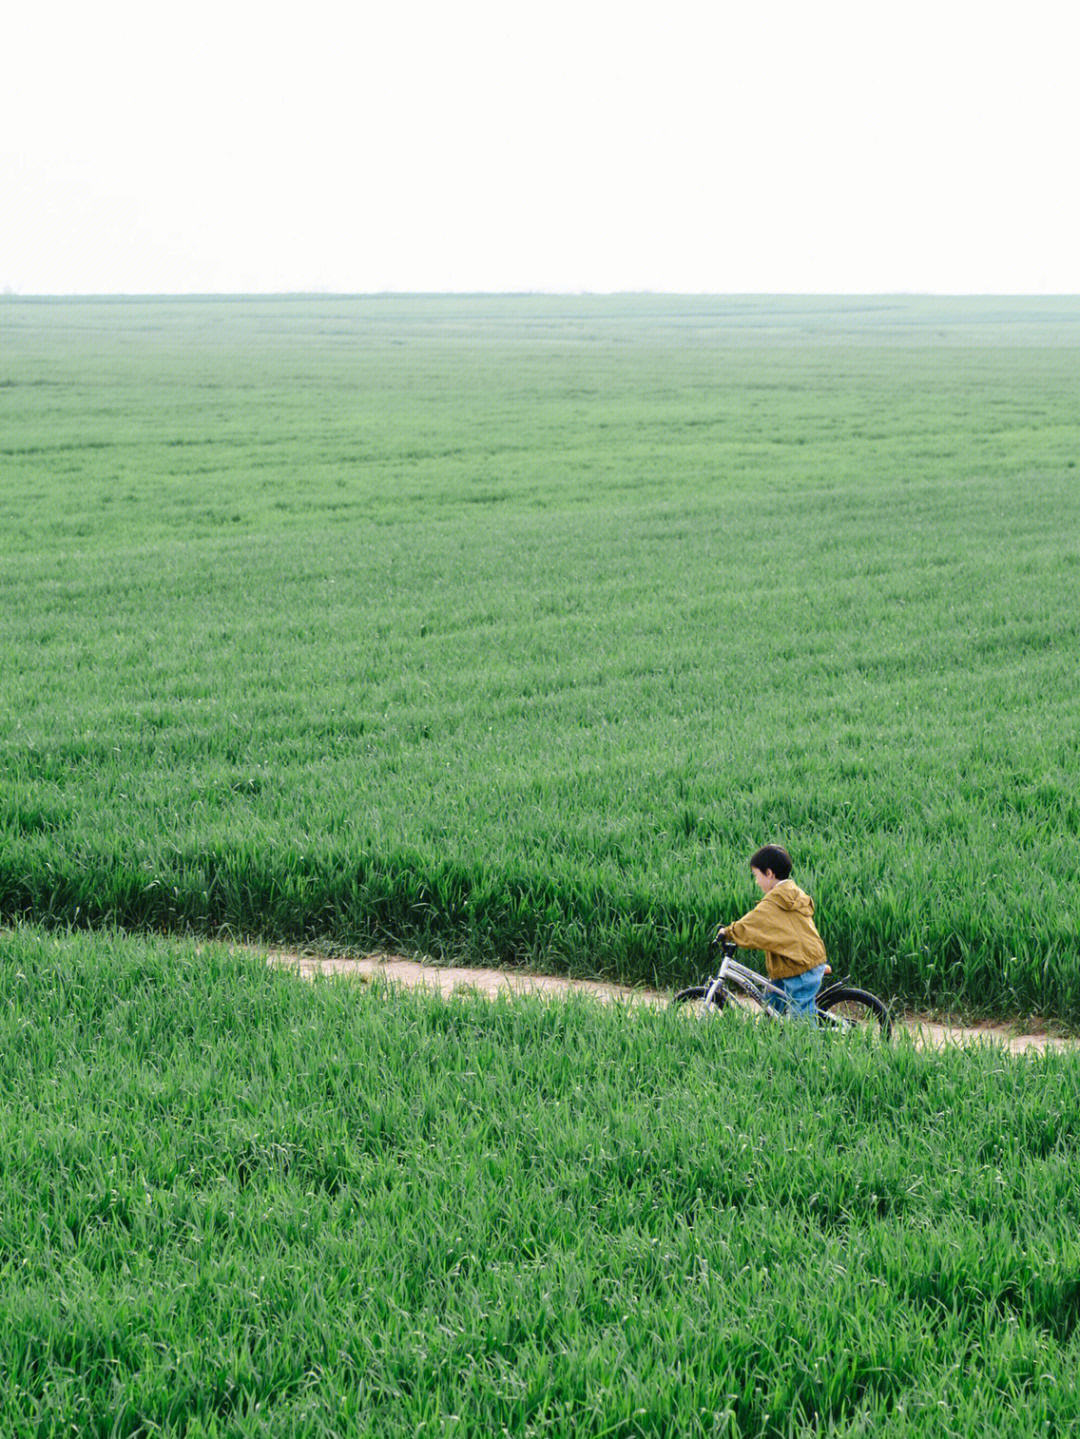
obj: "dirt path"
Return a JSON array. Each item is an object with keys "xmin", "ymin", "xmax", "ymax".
[{"xmin": 263, "ymin": 949, "xmax": 1077, "ymax": 1054}]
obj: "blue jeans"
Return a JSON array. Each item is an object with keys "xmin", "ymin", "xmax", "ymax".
[{"xmin": 767, "ymin": 965, "xmax": 826, "ymax": 1019}]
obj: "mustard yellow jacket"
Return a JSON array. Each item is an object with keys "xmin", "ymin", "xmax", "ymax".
[{"xmin": 724, "ymin": 879, "xmax": 828, "ymax": 979}]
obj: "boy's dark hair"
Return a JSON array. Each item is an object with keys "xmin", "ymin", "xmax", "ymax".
[{"xmin": 750, "ymin": 844, "xmax": 792, "ymax": 879}]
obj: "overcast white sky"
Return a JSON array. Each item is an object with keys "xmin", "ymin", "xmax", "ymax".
[{"xmin": 2, "ymin": 0, "xmax": 1078, "ymax": 295}]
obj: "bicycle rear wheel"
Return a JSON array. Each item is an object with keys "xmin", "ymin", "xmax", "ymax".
[
  {"xmin": 672, "ymin": 984, "xmax": 726, "ymax": 1013},
  {"xmin": 816, "ymin": 986, "xmax": 891, "ymax": 1038}
]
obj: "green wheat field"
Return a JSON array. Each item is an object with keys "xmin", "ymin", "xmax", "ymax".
[
  {"xmin": 2, "ymin": 296, "xmax": 1080, "ymax": 1434},
  {"xmin": 2, "ymin": 927, "xmax": 1079, "ymax": 1437},
  {"xmin": 3, "ymin": 295, "xmax": 1080, "ymax": 1014}
]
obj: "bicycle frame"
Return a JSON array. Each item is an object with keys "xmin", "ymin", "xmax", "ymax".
[
  {"xmin": 700, "ymin": 952, "xmax": 853, "ymax": 1028},
  {"xmin": 701, "ymin": 955, "xmax": 790, "ymax": 1016}
]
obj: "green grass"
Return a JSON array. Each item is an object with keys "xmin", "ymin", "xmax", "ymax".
[
  {"xmin": 2, "ymin": 296, "xmax": 1080, "ymax": 1017},
  {"xmin": 2, "ymin": 924, "xmax": 1079, "ymax": 1437}
]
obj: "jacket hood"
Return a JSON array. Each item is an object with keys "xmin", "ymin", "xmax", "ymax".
[{"xmin": 769, "ymin": 879, "xmax": 815, "ymax": 916}]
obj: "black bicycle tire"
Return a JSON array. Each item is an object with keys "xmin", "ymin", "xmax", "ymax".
[
  {"xmin": 816, "ymin": 986, "xmax": 891, "ymax": 1038},
  {"xmin": 672, "ymin": 985, "xmax": 726, "ymax": 1011}
]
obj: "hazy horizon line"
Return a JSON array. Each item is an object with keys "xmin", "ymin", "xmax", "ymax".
[{"xmin": 5, "ymin": 288, "xmax": 1080, "ymax": 301}]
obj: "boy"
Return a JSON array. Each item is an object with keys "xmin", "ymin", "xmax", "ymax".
[{"xmin": 716, "ymin": 844, "xmax": 828, "ymax": 1018}]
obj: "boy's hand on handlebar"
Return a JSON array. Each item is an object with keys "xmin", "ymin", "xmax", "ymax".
[{"xmin": 711, "ymin": 925, "xmax": 726, "ymax": 948}]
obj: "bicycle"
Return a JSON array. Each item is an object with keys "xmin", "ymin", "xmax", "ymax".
[{"xmin": 673, "ymin": 937, "xmax": 891, "ymax": 1037}]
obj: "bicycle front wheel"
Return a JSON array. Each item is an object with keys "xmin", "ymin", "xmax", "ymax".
[
  {"xmin": 672, "ymin": 985, "xmax": 726, "ymax": 1013},
  {"xmin": 816, "ymin": 986, "xmax": 891, "ymax": 1038}
]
